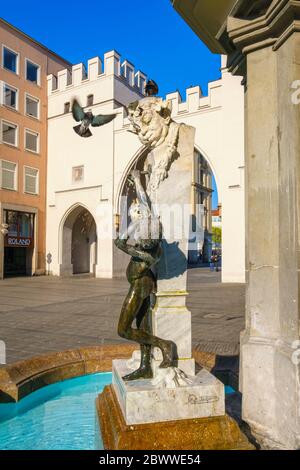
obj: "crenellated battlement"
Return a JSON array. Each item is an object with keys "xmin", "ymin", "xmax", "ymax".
[
  {"xmin": 47, "ymin": 49, "xmax": 223, "ymax": 122},
  {"xmin": 166, "ymin": 80, "xmax": 222, "ymax": 117},
  {"xmin": 47, "ymin": 50, "xmax": 147, "ymax": 96},
  {"xmin": 115, "ymin": 81, "xmax": 223, "ymax": 131}
]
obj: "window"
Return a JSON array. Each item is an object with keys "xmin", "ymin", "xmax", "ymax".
[
  {"xmin": 5, "ymin": 211, "xmax": 18, "ymax": 236},
  {"xmin": 3, "ymin": 83, "xmax": 18, "ymax": 109},
  {"xmin": 19, "ymin": 212, "xmax": 34, "ymax": 237},
  {"xmin": 200, "ymin": 169, "xmax": 204, "ymax": 186},
  {"xmin": 64, "ymin": 102, "xmax": 70, "ymax": 114},
  {"xmin": 2, "ymin": 121, "xmax": 18, "ymax": 146},
  {"xmin": 26, "ymin": 59, "xmax": 40, "ymax": 84},
  {"xmin": 3, "ymin": 47, "xmax": 18, "ymax": 73},
  {"xmin": 4, "ymin": 210, "xmax": 34, "ymax": 238},
  {"xmin": 24, "ymin": 167, "xmax": 39, "ymax": 194},
  {"xmin": 0, "ymin": 160, "xmax": 17, "ymax": 190},
  {"xmin": 72, "ymin": 165, "xmax": 84, "ymax": 183},
  {"xmin": 25, "ymin": 130, "xmax": 39, "ymax": 153},
  {"xmin": 87, "ymin": 94, "xmax": 94, "ymax": 106},
  {"xmin": 25, "ymin": 95, "xmax": 39, "ymax": 118}
]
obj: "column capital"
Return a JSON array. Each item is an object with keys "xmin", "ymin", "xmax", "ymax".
[{"xmin": 227, "ymin": 0, "xmax": 300, "ymax": 57}]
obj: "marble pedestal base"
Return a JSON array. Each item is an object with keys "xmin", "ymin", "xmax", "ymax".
[
  {"xmin": 112, "ymin": 359, "xmax": 225, "ymax": 425},
  {"xmin": 97, "ymin": 385, "xmax": 254, "ymax": 450},
  {"xmin": 152, "ymin": 357, "xmax": 196, "ymax": 376}
]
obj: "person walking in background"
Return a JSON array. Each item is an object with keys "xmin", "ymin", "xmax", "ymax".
[
  {"xmin": 210, "ymin": 254, "xmax": 215, "ymax": 271},
  {"xmin": 210, "ymin": 252, "xmax": 220, "ymax": 272},
  {"xmin": 214, "ymin": 253, "xmax": 219, "ymax": 272}
]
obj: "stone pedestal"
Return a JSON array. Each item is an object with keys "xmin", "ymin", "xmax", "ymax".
[
  {"xmin": 97, "ymin": 384, "xmax": 254, "ymax": 450},
  {"xmin": 151, "ymin": 124, "xmax": 196, "ymax": 375},
  {"xmin": 152, "ymin": 292, "xmax": 195, "ymax": 375},
  {"xmin": 112, "ymin": 359, "xmax": 225, "ymax": 425}
]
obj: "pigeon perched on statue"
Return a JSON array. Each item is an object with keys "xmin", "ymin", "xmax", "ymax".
[
  {"xmin": 71, "ymin": 99, "xmax": 116, "ymax": 138},
  {"xmin": 145, "ymin": 79, "xmax": 159, "ymax": 97}
]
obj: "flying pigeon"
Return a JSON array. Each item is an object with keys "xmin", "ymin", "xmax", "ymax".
[
  {"xmin": 71, "ymin": 99, "xmax": 116, "ymax": 138},
  {"xmin": 145, "ymin": 79, "xmax": 159, "ymax": 97}
]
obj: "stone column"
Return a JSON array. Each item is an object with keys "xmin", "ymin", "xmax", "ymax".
[
  {"xmin": 152, "ymin": 124, "xmax": 196, "ymax": 376},
  {"xmin": 227, "ymin": 1, "xmax": 300, "ymax": 449}
]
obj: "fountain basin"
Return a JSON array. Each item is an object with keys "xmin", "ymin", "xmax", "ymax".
[
  {"xmin": 0, "ymin": 372, "xmax": 112, "ymax": 450},
  {"xmin": 0, "ymin": 345, "xmax": 242, "ymax": 450}
]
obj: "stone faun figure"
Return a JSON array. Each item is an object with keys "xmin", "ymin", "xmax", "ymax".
[
  {"xmin": 115, "ymin": 170, "xmax": 176, "ymax": 381},
  {"xmin": 127, "ymin": 97, "xmax": 181, "ymax": 195}
]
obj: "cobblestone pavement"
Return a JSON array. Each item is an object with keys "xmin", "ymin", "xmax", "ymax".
[{"xmin": 0, "ymin": 268, "xmax": 245, "ymax": 364}]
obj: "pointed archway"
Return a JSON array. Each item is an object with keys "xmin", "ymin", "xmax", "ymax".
[
  {"xmin": 114, "ymin": 147, "xmax": 218, "ymax": 273},
  {"xmin": 60, "ymin": 205, "xmax": 97, "ymax": 276},
  {"xmin": 113, "ymin": 147, "xmax": 149, "ymax": 277},
  {"xmin": 190, "ymin": 149, "xmax": 216, "ymax": 264}
]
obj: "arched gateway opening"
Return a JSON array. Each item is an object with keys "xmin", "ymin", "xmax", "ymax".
[
  {"xmin": 190, "ymin": 149, "xmax": 216, "ymax": 265},
  {"xmin": 113, "ymin": 148, "xmax": 149, "ymax": 277},
  {"xmin": 114, "ymin": 147, "xmax": 218, "ymax": 276},
  {"xmin": 60, "ymin": 206, "xmax": 97, "ymax": 276}
]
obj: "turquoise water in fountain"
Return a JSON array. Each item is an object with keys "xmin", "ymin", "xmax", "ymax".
[
  {"xmin": 0, "ymin": 372, "xmax": 235, "ymax": 450},
  {"xmin": 0, "ymin": 372, "xmax": 112, "ymax": 450}
]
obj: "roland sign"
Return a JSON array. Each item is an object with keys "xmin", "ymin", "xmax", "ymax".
[{"xmin": 6, "ymin": 237, "xmax": 32, "ymax": 248}]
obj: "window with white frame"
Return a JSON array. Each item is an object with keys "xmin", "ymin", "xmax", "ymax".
[
  {"xmin": 25, "ymin": 129, "xmax": 39, "ymax": 153},
  {"xmin": 3, "ymin": 84, "xmax": 18, "ymax": 109},
  {"xmin": 25, "ymin": 59, "xmax": 40, "ymax": 84},
  {"xmin": 1, "ymin": 121, "xmax": 18, "ymax": 146},
  {"xmin": 24, "ymin": 167, "xmax": 39, "ymax": 194},
  {"xmin": 3, "ymin": 47, "xmax": 18, "ymax": 74},
  {"xmin": 25, "ymin": 95, "xmax": 39, "ymax": 118},
  {"xmin": 72, "ymin": 165, "xmax": 84, "ymax": 183},
  {"xmin": 0, "ymin": 160, "xmax": 17, "ymax": 190}
]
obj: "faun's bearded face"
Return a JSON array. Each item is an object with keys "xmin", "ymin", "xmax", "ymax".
[{"xmin": 127, "ymin": 98, "xmax": 172, "ymax": 148}]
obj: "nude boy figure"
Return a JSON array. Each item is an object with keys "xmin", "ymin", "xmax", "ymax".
[{"xmin": 115, "ymin": 169, "xmax": 176, "ymax": 381}]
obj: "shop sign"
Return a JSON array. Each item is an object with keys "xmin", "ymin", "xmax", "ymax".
[{"xmin": 5, "ymin": 237, "xmax": 32, "ymax": 248}]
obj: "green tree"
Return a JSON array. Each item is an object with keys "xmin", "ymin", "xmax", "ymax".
[{"xmin": 212, "ymin": 226, "xmax": 222, "ymax": 245}]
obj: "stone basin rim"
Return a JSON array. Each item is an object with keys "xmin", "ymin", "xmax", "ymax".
[{"xmin": 0, "ymin": 344, "xmax": 216, "ymax": 403}]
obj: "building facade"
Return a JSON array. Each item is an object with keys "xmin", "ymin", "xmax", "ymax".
[
  {"xmin": 0, "ymin": 19, "xmax": 70, "ymax": 279},
  {"xmin": 212, "ymin": 205, "xmax": 222, "ymax": 229},
  {"xmin": 190, "ymin": 151, "xmax": 214, "ymax": 264},
  {"xmin": 46, "ymin": 53, "xmax": 245, "ymax": 283},
  {"xmin": 212, "ymin": 204, "xmax": 222, "ymax": 253}
]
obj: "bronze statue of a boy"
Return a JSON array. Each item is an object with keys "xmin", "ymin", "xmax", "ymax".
[{"xmin": 115, "ymin": 169, "xmax": 176, "ymax": 381}]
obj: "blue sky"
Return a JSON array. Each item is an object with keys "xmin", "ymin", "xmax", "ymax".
[{"xmin": 1, "ymin": 0, "xmax": 220, "ymax": 207}]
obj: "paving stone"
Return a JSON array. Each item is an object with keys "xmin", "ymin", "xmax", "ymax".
[{"xmin": 0, "ymin": 268, "xmax": 245, "ymax": 364}]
